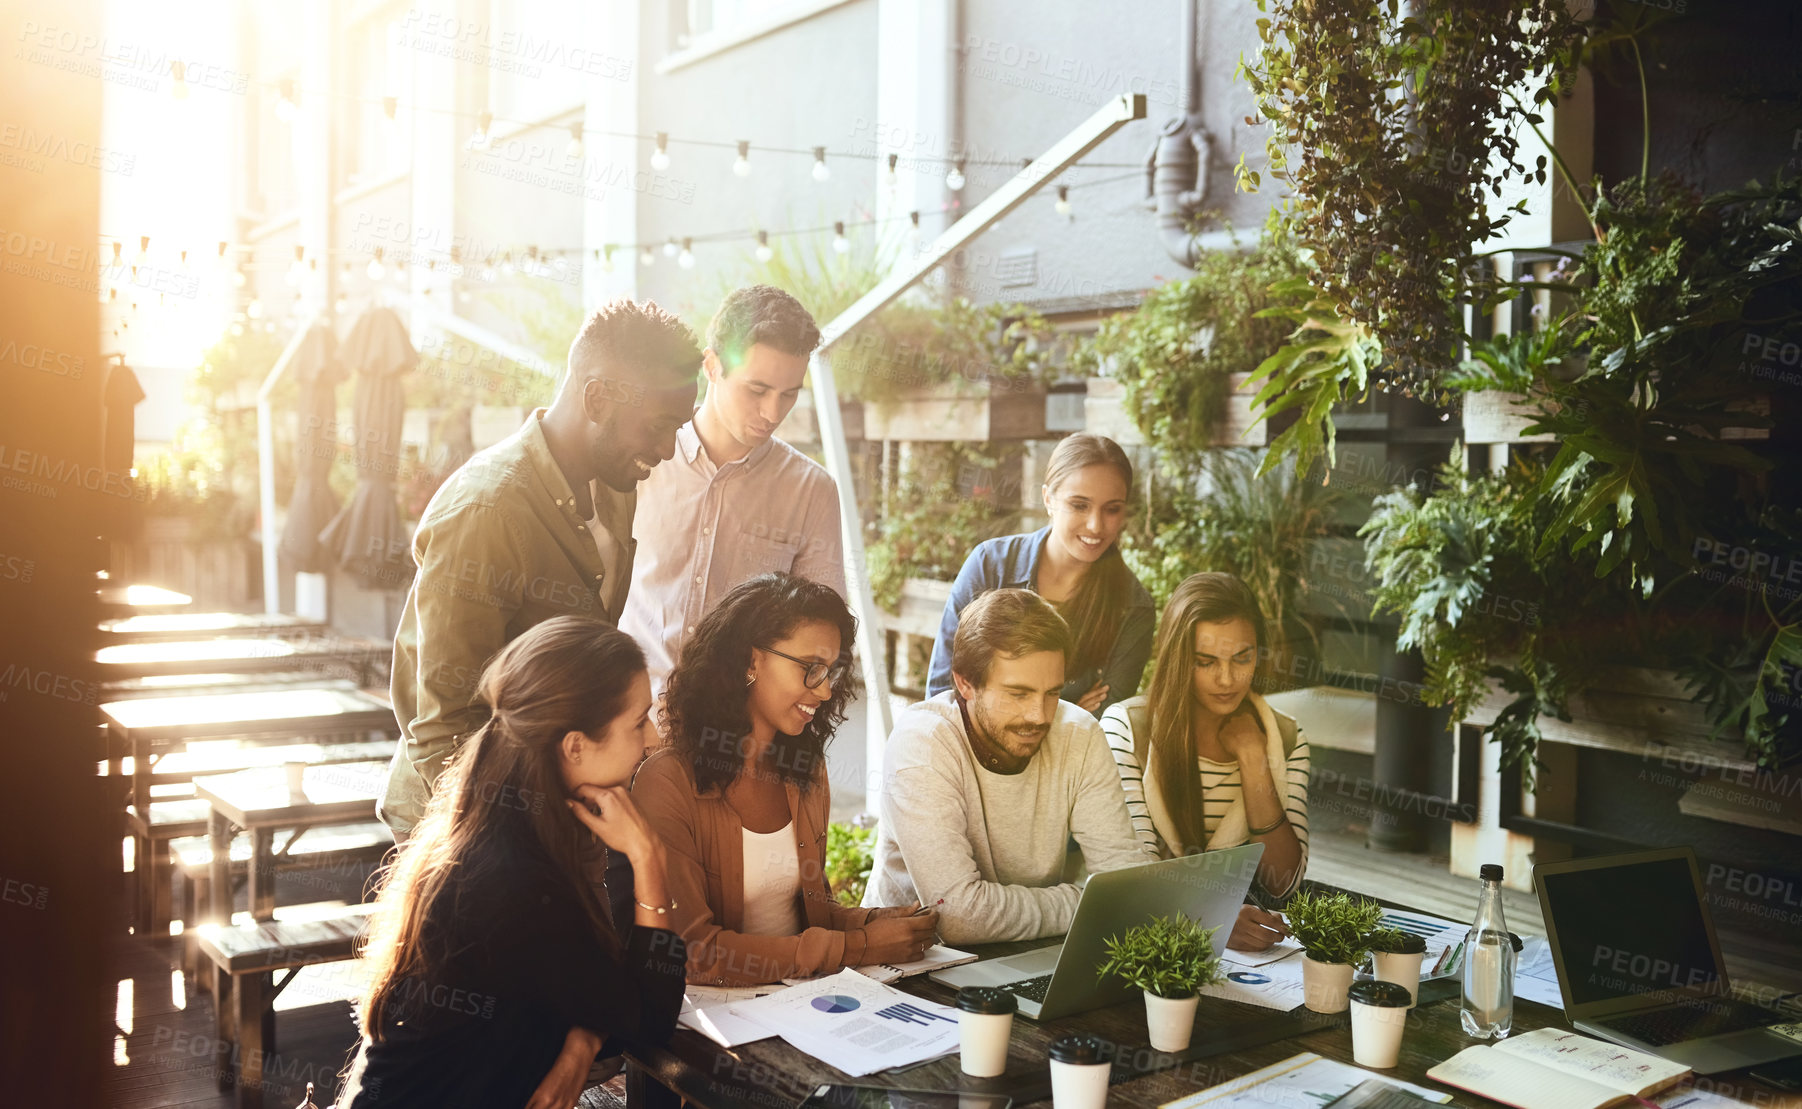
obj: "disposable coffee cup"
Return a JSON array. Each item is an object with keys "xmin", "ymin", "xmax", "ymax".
[
  {"xmin": 1348, "ymin": 979, "xmax": 1412, "ymax": 1068},
  {"xmin": 956, "ymin": 987, "xmax": 1016, "ymax": 1078},
  {"xmin": 1370, "ymin": 931, "xmax": 1428, "ymax": 1007},
  {"xmin": 1047, "ymin": 1033, "xmax": 1110, "ymax": 1109},
  {"xmin": 285, "ymin": 760, "xmax": 308, "ymax": 797}
]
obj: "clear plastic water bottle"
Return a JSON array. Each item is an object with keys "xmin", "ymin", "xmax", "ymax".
[{"xmin": 1460, "ymin": 862, "xmax": 1516, "ymax": 1039}]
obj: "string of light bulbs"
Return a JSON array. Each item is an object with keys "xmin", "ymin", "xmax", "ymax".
[
  {"xmin": 196, "ymin": 64, "xmax": 1151, "ymax": 180},
  {"xmin": 96, "ymin": 164, "xmax": 1137, "ymax": 302}
]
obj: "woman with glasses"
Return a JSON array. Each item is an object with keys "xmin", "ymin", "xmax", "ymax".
[{"xmin": 632, "ymin": 572, "xmax": 939, "ymax": 984}]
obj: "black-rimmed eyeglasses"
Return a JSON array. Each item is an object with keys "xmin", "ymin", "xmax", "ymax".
[{"xmin": 757, "ymin": 646, "xmax": 849, "ymax": 690}]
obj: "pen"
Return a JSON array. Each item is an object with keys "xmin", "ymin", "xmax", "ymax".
[{"xmin": 907, "ymin": 899, "xmax": 944, "ymax": 917}]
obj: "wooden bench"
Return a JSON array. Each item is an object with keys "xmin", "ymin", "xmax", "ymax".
[
  {"xmin": 194, "ymin": 901, "xmax": 376, "ymax": 1109},
  {"xmin": 127, "ymin": 741, "xmax": 392, "ymax": 935},
  {"xmin": 173, "ymin": 820, "xmax": 393, "ymax": 985}
]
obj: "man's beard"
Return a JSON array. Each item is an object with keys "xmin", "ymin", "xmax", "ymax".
[{"xmin": 967, "ymin": 698, "xmax": 1047, "ymax": 771}]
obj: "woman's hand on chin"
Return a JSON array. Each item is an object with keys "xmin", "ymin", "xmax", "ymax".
[{"xmin": 566, "ymin": 784, "xmax": 657, "ymax": 861}]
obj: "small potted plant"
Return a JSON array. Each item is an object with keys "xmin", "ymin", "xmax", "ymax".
[
  {"xmin": 1285, "ymin": 891, "xmax": 1382, "ymax": 1014},
  {"xmin": 1366, "ymin": 926, "xmax": 1429, "ymax": 1008},
  {"xmin": 1097, "ymin": 913, "xmax": 1224, "ymax": 1052}
]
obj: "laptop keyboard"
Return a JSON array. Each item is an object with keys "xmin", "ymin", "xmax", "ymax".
[
  {"xmin": 1608, "ymin": 999, "xmax": 1776, "ymax": 1046},
  {"xmin": 998, "ymin": 974, "xmax": 1053, "ymax": 1004}
]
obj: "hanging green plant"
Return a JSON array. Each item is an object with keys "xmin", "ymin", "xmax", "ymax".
[
  {"xmin": 1237, "ymin": 0, "xmax": 1583, "ymax": 398},
  {"xmin": 1083, "ymin": 215, "xmax": 1306, "ymax": 473}
]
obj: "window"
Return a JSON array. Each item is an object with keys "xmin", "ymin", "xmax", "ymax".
[
  {"xmin": 340, "ymin": 16, "xmax": 413, "ymax": 190},
  {"xmin": 678, "ymin": 0, "xmax": 797, "ymax": 47}
]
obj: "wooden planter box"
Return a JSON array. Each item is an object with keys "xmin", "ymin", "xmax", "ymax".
[
  {"xmin": 111, "ymin": 515, "xmax": 258, "ymax": 611},
  {"xmin": 1083, "ymin": 374, "xmax": 1266, "ymax": 449},
  {"xmin": 1452, "ymin": 665, "xmax": 1762, "ymax": 886},
  {"xmin": 1462, "ymin": 391, "xmax": 1553, "ymax": 444}
]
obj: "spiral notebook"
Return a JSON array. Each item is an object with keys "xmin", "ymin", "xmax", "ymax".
[{"xmin": 784, "ymin": 944, "xmax": 978, "ymax": 986}]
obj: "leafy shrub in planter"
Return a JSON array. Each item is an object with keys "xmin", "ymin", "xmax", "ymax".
[
  {"xmin": 1098, "ymin": 914, "xmax": 1225, "ymax": 1000},
  {"xmin": 1285, "ymin": 890, "xmax": 1382, "ymax": 966},
  {"xmin": 825, "ymin": 821, "xmax": 876, "ymax": 908}
]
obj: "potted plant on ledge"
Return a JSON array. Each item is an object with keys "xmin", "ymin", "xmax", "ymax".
[
  {"xmin": 1286, "ymin": 891, "xmax": 1382, "ymax": 1014},
  {"xmin": 1097, "ymin": 913, "xmax": 1225, "ymax": 1052}
]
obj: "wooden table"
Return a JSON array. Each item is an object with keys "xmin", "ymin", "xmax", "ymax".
[
  {"xmin": 97, "ymin": 583, "xmax": 193, "ymax": 617},
  {"xmin": 98, "ymin": 611, "xmax": 327, "ymax": 645},
  {"xmin": 623, "ymin": 932, "xmax": 1801, "ymax": 1109},
  {"xmin": 193, "ymin": 760, "xmax": 387, "ymax": 924},
  {"xmin": 101, "ymin": 686, "xmax": 400, "ymax": 820},
  {"xmin": 96, "ymin": 635, "xmax": 391, "ymax": 685}
]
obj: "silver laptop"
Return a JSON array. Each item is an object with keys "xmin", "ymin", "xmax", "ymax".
[
  {"xmin": 930, "ymin": 844, "xmax": 1263, "ymax": 1021},
  {"xmin": 1535, "ymin": 847, "xmax": 1802, "ymax": 1074}
]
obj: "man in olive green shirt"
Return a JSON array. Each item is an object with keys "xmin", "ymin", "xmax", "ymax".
[{"xmin": 380, "ymin": 300, "xmax": 702, "ymax": 836}]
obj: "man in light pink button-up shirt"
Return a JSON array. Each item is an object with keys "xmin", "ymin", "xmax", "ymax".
[{"xmin": 622, "ymin": 285, "xmax": 846, "ymax": 707}]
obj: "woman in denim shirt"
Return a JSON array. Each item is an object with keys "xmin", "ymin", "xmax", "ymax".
[{"xmin": 926, "ymin": 434, "xmax": 1155, "ymax": 716}]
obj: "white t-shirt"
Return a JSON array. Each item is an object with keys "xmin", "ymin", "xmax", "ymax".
[{"xmin": 740, "ymin": 821, "xmax": 803, "ymax": 936}]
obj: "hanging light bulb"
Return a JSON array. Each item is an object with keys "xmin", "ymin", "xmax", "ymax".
[
  {"xmin": 598, "ymin": 245, "xmax": 615, "ymax": 272},
  {"xmin": 500, "ymin": 251, "xmax": 516, "ymax": 277},
  {"xmin": 811, "ymin": 146, "xmax": 830, "ymax": 182},
  {"xmin": 367, "ymin": 248, "xmax": 386, "ymax": 281},
  {"xmin": 1054, "ymin": 185, "xmax": 1072, "ymax": 217},
  {"xmin": 886, "ymin": 153, "xmax": 899, "ymax": 189},
  {"xmin": 274, "ymin": 78, "xmax": 298, "ymax": 123},
  {"xmin": 232, "ymin": 267, "xmax": 248, "ymax": 288},
  {"xmin": 469, "ymin": 110, "xmax": 493, "ymax": 150},
  {"xmin": 732, "ymin": 140, "xmax": 751, "ymax": 178},
  {"xmin": 662, "ymin": 238, "xmax": 679, "ymax": 258},
  {"xmin": 638, "ymin": 245, "xmax": 655, "ymax": 267},
  {"xmin": 178, "ymin": 249, "xmax": 189, "ymax": 271},
  {"xmin": 909, "ymin": 210, "xmax": 922, "ymax": 249},
  {"xmin": 246, "ymin": 298, "xmax": 264, "ymax": 320},
  {"xmin": 480, "ymin": 256, "xmax": 497, "ymax": 282},
  {"xmin": 945, "ymin": 158, "xmax": 966, "ymax": 191},
  {"xmin": 565, "ymin": 122, "xmax": 584, "ymax": 161},
  {"xmin": 169, "ymin": 60, "xmax": 189, "ymax": 100},
  {"xmin": 649, "ymin": 131, "xmax": 670, "ymax": 170},
  {"xmin": 286, "ymin": 245, "xmax": 305, "ymax": 287},
  {"xmin": 678, "ymin": 238, "xmax": 695, "ymax": 269},
  {"xmin": 832, "ymin": 221, "xmax": 849, "ymax": 255},
  {"xmin": 333, "ymin": 293, "xmax": 347, "ymax": 315},
  {"xmin": 136, "ymin": 235, "xmax": 150, "ymax": 266},
  {"xmin": 382, "ymin": 96, "xmax": 398, "ymax": 126},
  {"xmin": 754, "ymin": 230, "xmax": 773, "ymax": 263}
]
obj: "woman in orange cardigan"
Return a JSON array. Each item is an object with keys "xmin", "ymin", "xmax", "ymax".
[{"xmin": 633, "ymin": 572, "xmax": 938, "ymax": 985}]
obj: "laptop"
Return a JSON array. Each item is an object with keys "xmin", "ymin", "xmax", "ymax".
[
  {"xmin": 1534, "ymin": 847, "xmax": 1802, "ymax": 1074},
  {"xmin": 930, "ymin": 843, "xmax": 1263, "ymax": 1021}
]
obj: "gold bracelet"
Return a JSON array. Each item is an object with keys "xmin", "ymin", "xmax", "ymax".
[
  {"xmin": 635, "ymin": 897, "xmax": 678, "ymax": 914},
  {"xmin": 1248, "ymin": 816, "xmax": 1287, "ymax": 836}
]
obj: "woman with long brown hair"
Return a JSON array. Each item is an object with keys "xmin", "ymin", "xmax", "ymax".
[
  {"xmin": 926, "ymin": 433, "xmax": 1155, "ymax": 715},
  {"xmin": 1100, "ymin": 572, "xmax": 1312, "ymax": 952},
  {"xmin": 633, "ymin": 572, "xmax": 938, "ymax": 984},
  {"xmin": 336, "ymin": 617, "xmax": 685, "ymax": 1108}
]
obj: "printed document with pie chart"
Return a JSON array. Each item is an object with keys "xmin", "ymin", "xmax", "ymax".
[{"xmin": 726, "ymin": 968, "xmax": 963, "ymax": 1076}]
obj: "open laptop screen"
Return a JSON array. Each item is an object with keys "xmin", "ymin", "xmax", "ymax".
[{"xmin": 1540, "ymin": 855, "xmax": 1726, "ymax": 1008}]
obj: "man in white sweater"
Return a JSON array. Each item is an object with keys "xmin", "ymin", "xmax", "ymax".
[{"xmin": 865, "ymin": 589, "xmax": 1159, "ymax": 944}]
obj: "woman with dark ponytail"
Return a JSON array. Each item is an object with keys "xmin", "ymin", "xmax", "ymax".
[
  {"xmin": 926, "ymin": 433, "xmax": 1155, "ymax": 715},
  {"xmin": 337, "ymin": 617, "xmax": 685, "ymax": 1108}
]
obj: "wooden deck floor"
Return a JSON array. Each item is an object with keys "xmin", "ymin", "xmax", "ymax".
[{"xmin": 107, "ymin": 866, "xmax": 629, "ymax": 1109}]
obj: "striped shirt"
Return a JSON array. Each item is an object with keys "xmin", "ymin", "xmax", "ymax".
[{"xmin": 1099, "ymin": 708, "xmax": 1312, "ymax": 898}]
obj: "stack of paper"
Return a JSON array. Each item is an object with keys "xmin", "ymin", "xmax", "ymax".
[
  {"xmin": 1202, "ymin": 942, "xmax": 1309, "ymax": 1011},
  {"xmin": 725, "ymin": 968, "xmax": 964, "ymax": 1077},
  {"xmin": 1371, "ymin": 909, "xmax": 1467, "ymax": 980},
  {"xmin": 1158, "ymin": 1052, "xmax": 1452, "ymax": 1107},
  {"xmin": 679, "ymin": 984, "xmax": 781, "ymax": 1047}
]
